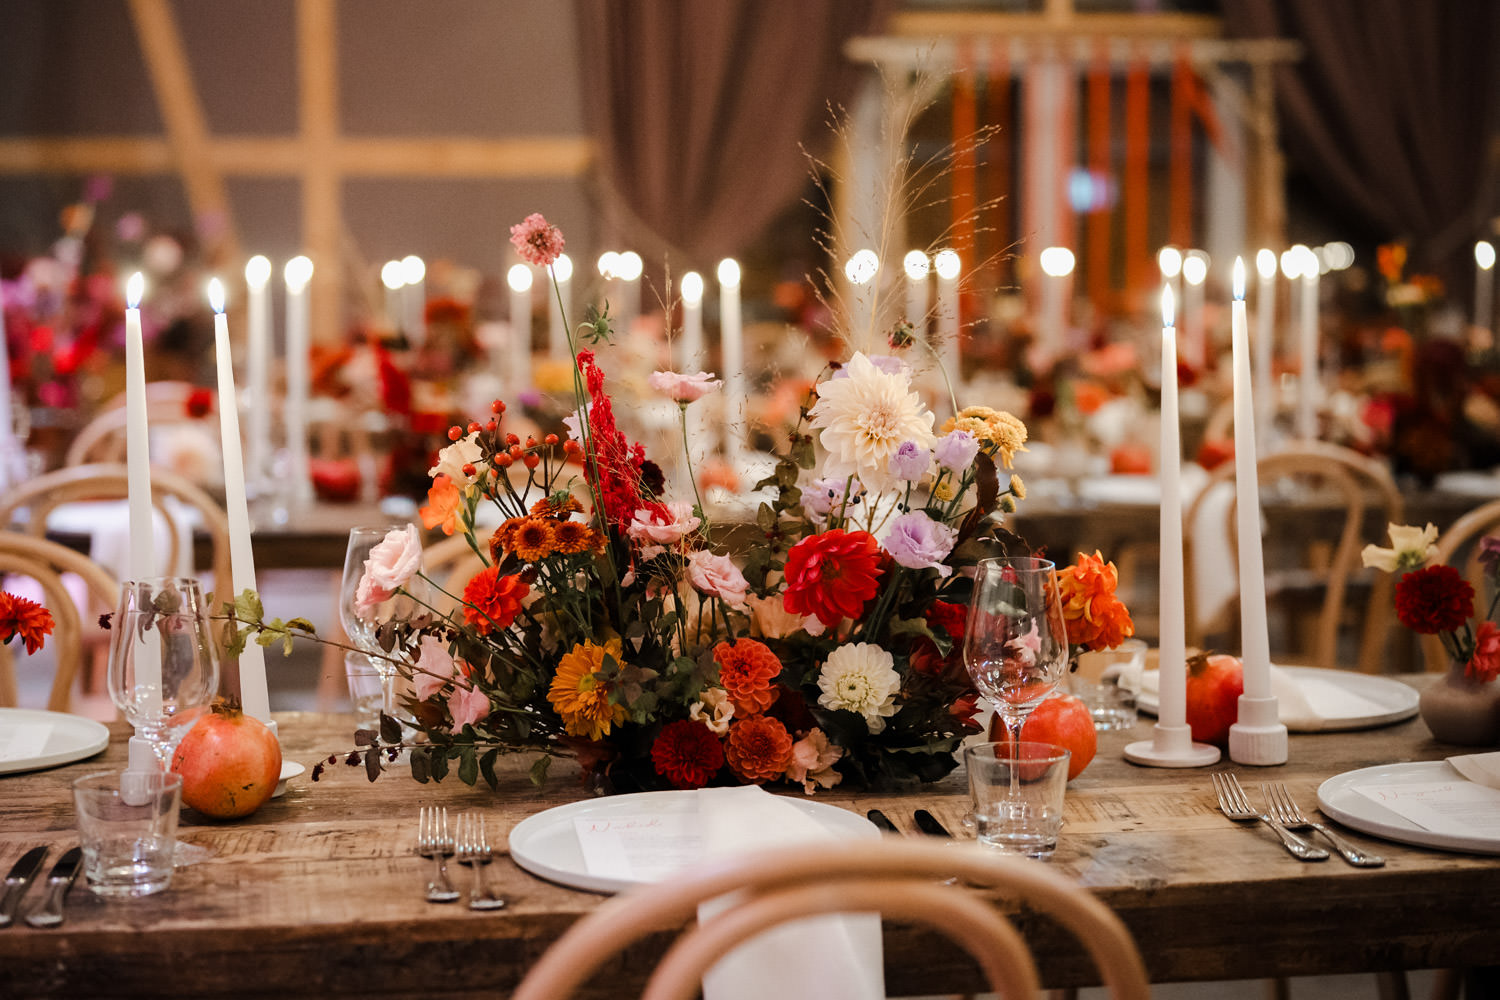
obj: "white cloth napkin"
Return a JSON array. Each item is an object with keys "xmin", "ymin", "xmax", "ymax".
[
  {"xmin": 1448, "ymin": 752, "xmax": 1500, "ymax": 790},
  {"xmin": 697, "ymin": 786, "xmax": 884, "ymax": 1000},
  {"xmin": 1125, "ymin": 664, "xmax": 1387, "ymax": 731},
  {"xmin": 46, "ymin": 498, "xmax": 199, "ymax": 580}
]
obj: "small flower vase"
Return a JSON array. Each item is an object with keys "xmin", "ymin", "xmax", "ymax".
[{"xmin": 1419, "ymin": 661, "xmax": 1500, "ymax": 746}]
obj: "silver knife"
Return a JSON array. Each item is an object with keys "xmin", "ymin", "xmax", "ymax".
[
  {"xmin": 25, "ymin": 847, "xmax": 82, "ymax": 929},
  {"xmin": 0, "ymin": 845, "xmax": 48, "ymax": 928}
]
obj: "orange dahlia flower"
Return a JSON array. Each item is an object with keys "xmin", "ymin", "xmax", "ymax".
[
  {"xmin": 461, "ymin": 566, "xmax": 529, "ymax": 634},
  {"xmin": 712, "ymin": 639, "xmax": 783, "ymax": 714},
  {"xmin": 1055, "ymin": 550, "xmax": 1134, "ymax": 651},
  {"xmin": 723, "ymin": 715, "xmax": 793, "ymax": 783}
]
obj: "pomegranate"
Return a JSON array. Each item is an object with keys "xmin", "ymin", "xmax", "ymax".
[
  {"xmin": 171, "ymin": 699, "xmax": 283, "ymax": 819},
  {"xmin": 1185, "ymin": 652, "xmax": 1244, "ymax": 747},
  {"xmin": 989, "ymin": 693, "xmax": 1098, "ymax": 781}
]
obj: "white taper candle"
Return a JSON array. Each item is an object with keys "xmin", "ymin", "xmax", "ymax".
[{"xmin": 284, "ymin": 256, "xmax": 313, "ymax": 504}]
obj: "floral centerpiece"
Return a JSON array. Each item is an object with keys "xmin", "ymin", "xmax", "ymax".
[
  {"xmin": 227, "ymin": 214, "xmax": 1132, "ymax": 793},
  {"xmin": 1362, "ymin": 523, "xmax": 1500, "ymax": 744}
]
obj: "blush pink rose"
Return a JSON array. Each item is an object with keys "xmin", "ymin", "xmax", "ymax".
[
  {"xmin": 412, "ymin": 635, "xmax": 457, "ymax": 700},
  {"xmin": 687, "ymin": 550, "xmax": 749, "ymax": 609},
  {"xmin": 627, "ymin": 501, "xmax": 701, "ymax": 548},
  {"xmin": 648, "ymin": 370, "xmax": 723, "ymax": 403},
  {"xmin": 355, "ymin": 524, "xmax": 423, "ymax": 618},
  {"xmin": 447, "ymin": 682, "xmax": 490, "ymax": 732}
]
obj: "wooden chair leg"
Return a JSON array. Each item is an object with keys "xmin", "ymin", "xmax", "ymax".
[
  {"xmin": 1376, "ymin": 969, "xmax": 1411, "ymax": 1000},
  {"xmin": 0, "ymin": 645, "xmax": 15, "ymax": 706},
  {"xmin": 1266, "ymin": 977, "xmax": 1291, "ymax": 1000}
]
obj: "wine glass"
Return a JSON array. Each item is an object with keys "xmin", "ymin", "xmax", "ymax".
[
  {"xmin": 107, "ymin": 577, "xmax": 221, "ymax": 768},
  {"xmin": 963, "ymin": 556, "xmax": 1071, "ymax": 747},
  {"xmin": 339, "ymin": 525, "xmax": 425, "ymax": 726}
]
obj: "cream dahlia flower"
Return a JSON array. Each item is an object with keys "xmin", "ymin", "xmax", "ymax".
[
  {"xmin": 816, "ymin": 642, "xmax": 900, "ymax": 733},
  {"xmin": 809, "ymin": 352, "xmax": 935, "ymax": 492}
]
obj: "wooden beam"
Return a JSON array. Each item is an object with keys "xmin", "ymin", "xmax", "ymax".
[
  {"xmin": 333, "ymin": 137, "xmax": 594, "ymax": 178},
  {"xmin": 297, "ymin": 0, "xmax": 343, "ymax": 344},
  {"xmin": 126, "ymin": 0, "xmax": 241, "ymax": 265},
  {"xmin": 0, "ymin": 137, "xmax": 174, "ymax": 173},
  {"xmin": 888, "ymin": 10, "xmax": 1223, "ymax": 41}
]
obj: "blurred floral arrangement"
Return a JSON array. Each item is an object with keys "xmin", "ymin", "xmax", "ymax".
[
  {"xmin": 1362, "ymin": 523, "xmax": 1500, "ymax": 683},
  {"xmin": 226, "ymin": 214, "xmax": 1133, "ymax": 794},
  {"xmin": 0, "ymin": 591, "xmax": 55, "ymax": 654}
]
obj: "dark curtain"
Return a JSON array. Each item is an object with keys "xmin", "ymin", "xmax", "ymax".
[
  {"xmin": 575, "ymin": 0, "xmax": 893, "ymax": 266},
  {"xmin": 1223, "ymin": 0, "xmax": 1500, "ymax": 287}
]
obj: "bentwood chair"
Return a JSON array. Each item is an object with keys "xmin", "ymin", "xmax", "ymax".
[
  {"xmin": 62, "ymin": 381, "xmax": 214, "ymax": 468},
  {"xmin": 0, "ymin": 532, "xmax": 119, "ymax": 711},
  {"xmin": 1423, "ymin": 497, "xmax": 1500, "ymax": 673},
  {"xmin": 511, "ymin": 838, "xmax": 1150, "ymax": 1000},
  {"xmin": 1184, "ymin": 441, "xmax": 1403, "ymax": 673}
]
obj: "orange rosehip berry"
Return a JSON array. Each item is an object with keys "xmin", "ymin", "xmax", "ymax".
[
  {"xmin": 544, "ymin": 433, "xmax": 559, "ymax": 445},
  {"xmin": 467, "ymin": 422, "xmax": 481, "ymax": 434},
  {"xmin": 485, "ymin": 419, "xmax": 497, "ymax": 432},
  {"xmin": 447, "ymin": 426, "xmax": 463, "ymax": 441},
  {"xmin": 506, "ymin": 433, "xmax": 520, "ymax": 446},
  {"xmin": 509, "ymin": 444, "xmax": 524, "ymax": 459},
  {"xmin": 523, "ymin": 454, "xmax": 540, "ymax": 470},
  {"xmin": 525, "ymin": 436, "xmax": 537, "ymax": 448},
  {"xmin": 461, "ymin": 463, "xmax": 477, "ymax": 477},
  {"xmin": 491, "ymin": 399, "xmax": 504, "ymax": 414},
  {"xmin": 495, "ymin": 454, "xmax": 513, "ymax": 468}
]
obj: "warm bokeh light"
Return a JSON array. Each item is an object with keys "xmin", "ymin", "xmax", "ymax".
[
  {"xmin": 616, "ymin": 251, "xmax": 643, "ymax": 281},
  {"xmin": 1182, "ymin": 252, "xmax": 1208, "ymax": 287},
  {"xmin": 285, "ymin": 255, "xmax": 314, "ymax": 291},
  {"xmin": 1256, "ymin": 248, "xmax": 1278, "ymax": 280},
  {"xmin": 597, "ymin": 251, "xmax": 619, "ymax": 278},
  {"xmin": 245, "ymin": 255, "xmax": 271, "ymax": 288},
  {"xmin": 933, "ymin": 249, "xmax": 961, "ymax": 280},
  {"xmin": 400, "ymin": 254, "xmax": 425, "ymax": 285},
  {"xmin": 681, "ymin": 270, "xmax": 704, "ymax": 305},
  {"xmin": 1157, "ymin": 246, "xmax": 1182, "ymax": 279},
  {"xmin": 1477, "ymin": 241, "xmax": 1496, "ymax": 271},
  {"xmin": 380, "ymin": 260, "xmax": 405, "ymax": 290},
  {"xmin": 903, "ymin": 250, "xmax": 930, "ymax": 280},
  {"xmin": 1039, "ymin": 246, "xmax": 1076, "ymax": 278},
  {"xmin": 1279, "ymin": 248, "xmax": 1303, "ymax": 281},
  {"xmin": 717, "ymin": 258, "xmax": 741, "ymax": 288},
  {"xmin": 552, "ymin": 253, "xmax": 574, "ymax": 283},
  {"xmin": 844, "ymin": 249, "xmax": 879, "ymax": 285},
  {"xmin": 506, "ymin": 264, "xmax": 533, "ymax": 293}
]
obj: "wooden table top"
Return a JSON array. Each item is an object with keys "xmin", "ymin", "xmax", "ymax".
[{"xmin": 3, "ymin": 695, "xmax": 1498, "ymax": 998}]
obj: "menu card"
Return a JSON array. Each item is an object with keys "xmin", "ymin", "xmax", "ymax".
[
  {"xmin": 573, "ymin": 813, "xmax": 700, "ymax": 883},
  {"xmin": 0, "ymin": 721, "xmax": 52, "ymax": 763},
  {"xmin": 1354, "ymin": 769, "xmax": 1500, "ymax": 839}
]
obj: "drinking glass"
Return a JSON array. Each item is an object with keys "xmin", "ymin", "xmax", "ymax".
[
  {"xmin": 963, "ymin": 556, "xmax": 1071, "ymax": 748},
  {"xmin": 107, "ymin": 577, "xmax": 221, "ymax": 768},
  {"xmin": 339, "ymin": 525, "xmax": 425, "ymax": 725},
  {"xmin": 74, "ymin": 770, "xmax": 182, "ymax": 898}
]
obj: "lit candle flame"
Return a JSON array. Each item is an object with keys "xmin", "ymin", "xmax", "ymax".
[
  {"xmin": 933, "ymin": 249, "xmax": 961, "ymax": 281},
  {"xmin": 1162, "ymin": 283, "xmax": 1176, "ymax": 328},
  {"xmin": 717, "ymin": 258, "xmax": 741, "ymax": 288},
  {"xmin": 506, "ymin": 264, "xmax": 533, "ymax": 293},
  {"xmin": 284, "ymin": 255, "xmax": 314, "ymax": 291},
  {"xmin": 1256, "ymin": 248, "xmax": 1277, "ymax": 280},
  {"xmin": 681, "ymin": 271, "xmax": 704, "ymax": 305},
  {"xmin": 903, "ymin": 250, "xmax": 930, "ymax": 280},
  {"xmin": 207, "ymin": 277, "xmax": 226, "ymax": 314},
  {"xmin": 381, "ymin": 260, "xmax": 405, "ymax": 290},
  {"xmin": 126, "ymin": 272, "xmax": 145, "ymax": 309},
  {"xmin": 1233, "ymin": 257, "xmax": 1246, "ymax": 301},
  {"xmin": 245, "ymin": 255, "xmax": 271, "ymax": 288}
]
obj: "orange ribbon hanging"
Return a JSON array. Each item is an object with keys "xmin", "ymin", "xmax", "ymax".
[
  {"xmin": 1086, "ymin": 39, "xmax": 1112, "ymax": 314},
  {"xmin": 1168, "ymin": 46, "xmax": 1194, "ymax": 250},
  {"xmin": 1123, "ymin": 51, "xmax": 1150, "ymax": 298}
]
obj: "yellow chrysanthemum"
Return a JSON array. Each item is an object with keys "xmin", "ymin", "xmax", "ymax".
[
  {"xmin": 548, "ymin": 639, "xmax": 629, "ymax": 740},
  {"xmin": 941, "ymin": 406, "xmax": 1029, "ymax": 469},
  {"xmin": 1009, "ymin": 474, "xmax": 1026, "ymax": 500}
]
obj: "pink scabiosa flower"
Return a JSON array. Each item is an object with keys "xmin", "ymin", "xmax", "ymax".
[
  {"xmin": 509, "ymin": 213, "xmax": 565, "ymax": 267},
  {"xmin": 648, "ymin": 370, "xmax": 723, "ymax": 403}
]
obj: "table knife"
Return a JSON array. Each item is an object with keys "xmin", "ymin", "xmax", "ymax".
[
  {"xmin": 913, "ymin": 809, "xmax": 953, "ymax": 838},
  {"xmin": 25, "ymin": 846, "xmax": 82, "ymax": 929},
  {"xmin": 866, "ymin": 809, "xmax": 899, "ymax": 834},
  {"xmin": 0, "ymin": 845, "xmax": 48, "ymax": 928}
]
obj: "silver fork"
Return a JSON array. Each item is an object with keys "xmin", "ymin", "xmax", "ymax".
[
  {"xmin": 418, "ymin": 805, "xmax": 460, "ymax": 903},
  {"xmin": 455, "ymin": 812, "xmax": 506, "ymax": 911},
  {"xmin": 1263, "ymin": 783, "xmax": 1385, "ymax": 867},
  {"xmin": 1211, "ymin": 773, "xmax": 1329, "ymax": 861}
]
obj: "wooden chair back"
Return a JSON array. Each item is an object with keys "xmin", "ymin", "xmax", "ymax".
[
  {"xmin": 0, "ymin": 462, "xmax": 233, "ymax": 591},
  {"xmin": 511, "ymin": 838, "xmax": 1149, "ymax": 1000},
  {"xmin": 1423, "ymin": 498, "xmax": 1500, "ymax": 672},
  {"xmin": 63, "ymin": 381, "xmax": 211, "ymax": 467},
  {"xmin": 0, "ymin": 532, "xmax": 119, "ymax": 711},
  {"xmin": 1185, "ymin": 441, "xmax": 1403, "ymax": 672}
]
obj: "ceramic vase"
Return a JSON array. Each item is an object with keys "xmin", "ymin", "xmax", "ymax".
[{"xmin": 1419, "ymin": 661, "xmax": 1500, "ymax": 746}]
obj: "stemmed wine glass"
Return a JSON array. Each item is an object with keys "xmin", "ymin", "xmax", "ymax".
[
  {"xmin": 339, "ymin": 525, "xmax": 425, "ymax": 726},
  {"xmin": 107, "ymin": 577, "xmax": 221, "ymax": 768},
  {"xmin": 963, "ymin": 556, "xmax": 1071, "ymax": 800}
]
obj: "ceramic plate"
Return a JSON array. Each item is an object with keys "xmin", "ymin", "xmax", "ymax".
[
  {"xmin": 272, "ymin": 760, "xmax": 306, "ymax": 798},
  {"xmin": 508, "ymin": 790, "xmax": 877, "ymax": 894},
  {"xmin": 0, "ymin": 708, "xmax": 110, "ymax": 775},
  {"xmin": 1136, "ymin": 666, "xmax": 1419, "ymax": 732},
  {"xmin": 1317, "ymin": 760, "xmax": 1500, "ymax": 855}
]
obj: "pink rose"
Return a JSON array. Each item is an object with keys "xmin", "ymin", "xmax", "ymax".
[
  {"xmin": 786, "ymin": 728, "xmax": 843, "ymax": 794},
  {"xmin": 355, "ymin": 524, "xmax": 423, "ymax": 619},
  {"xmin": 447, "ymin": 682, "xmax": 490, "ymax": 732},
  {"xmin": 687, "ymin": 550, "xmax": 749, "ymax": 609},
  {"xmin": 648, "ymin": 370, "xmax": 723, "ymax": 403},
  {"xmin": 412, "ymin": 635, "xmax": 457, "ymax": 701},
  {"xmin": 627, "ymin": 502, "xmax": 701, "ymax": 548}
]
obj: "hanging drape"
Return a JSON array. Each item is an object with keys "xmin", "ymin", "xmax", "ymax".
[
  {"xmin": 574, "ymin": 0, "xmax": 893, "ymax": 266},
  {"xmin": 1222, "ymin": 0, "xmax": 1500, "ymax": 287}
]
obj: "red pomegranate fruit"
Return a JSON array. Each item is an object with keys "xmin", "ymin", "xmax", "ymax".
[
  {"xmin": 171, "ymin": 699, "xmax": 283, "ymax": 819},
  {"xmin": 1185, "ymin": 652, "xmax": 1244, "ymax": 747},
  {"xmin": 989, "ymin": 692, "xmax": 1098, "ymax": 781}
]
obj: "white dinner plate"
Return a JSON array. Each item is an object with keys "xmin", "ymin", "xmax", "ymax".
[
  {"xmin": 0, "ymin": 707, "xmax": 110, "ymax": 775},
  {"xmin": 1136, "ymin": 666, "xmax": 1419, "ymax": 732},
  {"xmin": 508, "ymin": 789, "xmax": 877, "ymax": 894},
  {"xmin": 1317, "ymin": 760, "xmax": 1500, "ymax": 855}
]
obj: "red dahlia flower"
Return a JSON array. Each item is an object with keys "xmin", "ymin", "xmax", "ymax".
[
  {"xmin": 651, "ymin": 720, "xmax": 725, "ymax": 789},
  {"xmin": 461, "ymin": 567, "xmax": 530, "ymax": 634},
  {"xmin": 781, "ymin": 529, "xmax": 883, "ymax": 628},
  {"xmin": 0, "ymin": 592, "xmax": 55, "ymax": 654},
  {"xmin": 1394, "ymin": 565, "xmax": 1474, "ymax": 635}
]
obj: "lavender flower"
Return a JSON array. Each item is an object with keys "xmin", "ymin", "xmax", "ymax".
[
  {"xmin": 933, "ymin": 429, "xmax": 980, "ymax": 473},
  {"xmin": 881, "ymin": 511, "xmax": 957, "ymax": 576},
  {"xmin": 800, "ymin": 476, "xmax": 865, "ymax": 526},
  {"xmin": 887, "ymin": 441, "xmax": 931, "ymax": 483}
]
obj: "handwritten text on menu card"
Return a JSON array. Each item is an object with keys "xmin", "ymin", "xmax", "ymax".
[
  {"xmin": 573, "ymin": 814, "xmax": 701, "ymax": 882},
  {"xmin": 0, "ymin": 722, "xmax": 53, "ymax": 763},
  {"xmin": 1354, "ymin": 779, "xmax": 1500, "ymax": 838}
]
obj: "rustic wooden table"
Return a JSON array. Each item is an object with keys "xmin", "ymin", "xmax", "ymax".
[{"xmin": 2, "ymin": 700, "xmax": 1497, "ymax": 999}]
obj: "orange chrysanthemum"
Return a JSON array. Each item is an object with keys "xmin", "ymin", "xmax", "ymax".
[
  {"xmin": 419, "ymin": 475, "xmax": 463, "ymax": 536},
  {"xmin": 488, "ymin": 516, "xmax": 527, "ymax": 561},
  {"xmin": 547, "ymin": 639, "xmax": 629, "ymax": 740},
  {"xmin": 511, "ymin": 518, "xmax": 558, "ymax": 562},
  {"xmin": 531, "ymin": 494, "xmax": 584, "ymax": 518},
  {"xmin": 0, "ymin": 592, "xmax": 55, "ymax": 654},
  {"xmin": 723, "ymin": 715, "xmax": 793, "ymax": 783},
  {"xmin": 712, "ymin": 639, "xmax": 783, "ymax": 714},
  {"xmin": 551, "ymin": 519, "xmax": 594, "ymax": 555},
  {"xmin": 461, "ymin": 567, "xmax": 530, "ymax": 635},
  {"xmin": 1055, "ymin": 550, "xmax": 1134, "ymax": 651}
]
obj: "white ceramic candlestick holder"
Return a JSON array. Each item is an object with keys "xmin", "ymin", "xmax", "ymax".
[
  {"xmin": 1124, "ymin": 722, "xmax": 1221, "ymax": 768},
  {"xmin": 1228, "ymin": 695, "xmax": 1288, "ymax": 765}
]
